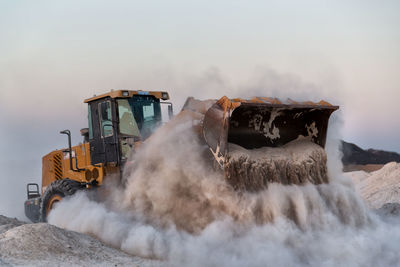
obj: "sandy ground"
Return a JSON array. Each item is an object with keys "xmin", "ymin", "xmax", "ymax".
[{"xmin": 0, "ymin": 215, "xmax": 162, "ymax": 267}]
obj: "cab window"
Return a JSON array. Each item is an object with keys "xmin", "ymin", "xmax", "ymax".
[
  {"xmin": 117, "ymin": 99, "xmax": 141, "ymax": 137},
  {"xmin": 143, "ymin": 103, "xmax": 155, "ymax": 119},
  {"xmin": 99, "ymin": 101, "xmax": 113, "ymax": 137}
]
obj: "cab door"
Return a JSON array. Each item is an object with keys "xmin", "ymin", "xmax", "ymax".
[{"xmin": 88, "ymin": 99, "xmax": 120, "ymax": 165}]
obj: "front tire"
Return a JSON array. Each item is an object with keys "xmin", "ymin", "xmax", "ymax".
[{"xmin": 39, "ymin": 179, "xmax": 83, "ymax": 222}]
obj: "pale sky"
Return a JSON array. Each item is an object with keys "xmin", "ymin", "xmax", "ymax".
[{"xmin": 0, "ymin": 0, "xmax": 399, "ymax": 217}]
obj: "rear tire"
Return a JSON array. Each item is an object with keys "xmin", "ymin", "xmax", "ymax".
[{"xmin": 39, "ymin": 179, "xmax": 83, "ymax": 222}]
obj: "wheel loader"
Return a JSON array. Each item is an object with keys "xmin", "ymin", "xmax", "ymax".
[{"xmin": 24, "ymin": 90, "xmax": 338, "ymax": 222}]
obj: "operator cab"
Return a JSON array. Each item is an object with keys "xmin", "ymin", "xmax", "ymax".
[{"xmin": 84, "ymin": 90, "xmax": 172, "ymax": 166}]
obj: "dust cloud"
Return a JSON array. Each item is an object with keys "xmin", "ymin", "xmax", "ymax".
[{"xmin": 48, "ymin": 99, "xmax": 400, "ymax": 266}]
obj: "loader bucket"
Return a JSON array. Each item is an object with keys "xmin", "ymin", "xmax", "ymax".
[{"xmin": 203, "ymin": 96, "xmax": 338, "ymax": 190}]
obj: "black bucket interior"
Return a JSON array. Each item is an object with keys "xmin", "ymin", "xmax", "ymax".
[{"xmin": 228, "ymin": 104, "xmax": 337, "ymax": 149}]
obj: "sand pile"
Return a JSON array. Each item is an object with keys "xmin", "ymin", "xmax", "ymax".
[
  {"xmin": 0, "ymin": 215, "xmax": 25, "ymax": 235},
  {"xmin": 0, "ymin": 216, "xmax": 160, "ymax": 267},
  {"xmin": 225, "ymin": 139, "xmax": 328, "ymax": 191},
  {"xmin": 347, "ymin": 162, "xmax": 400, "ymax": 209}
]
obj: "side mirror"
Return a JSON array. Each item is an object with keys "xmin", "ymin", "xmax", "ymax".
[
  {"xmin": 80, "ymin": 128, "xmax": 89, "ymax": 142},
  {"xmin": 168, "ymin": 104, "xmax": 173, "ymax": 119}
]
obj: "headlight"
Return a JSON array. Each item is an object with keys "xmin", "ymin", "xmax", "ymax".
[{"xmin": 161, "ymin": 92, "xmax": 169, "ymax": 100}]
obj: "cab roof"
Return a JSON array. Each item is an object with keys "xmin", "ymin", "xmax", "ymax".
[{"xmin": 84, "ymin": 90, "xmax": 170, "ymax": 103}]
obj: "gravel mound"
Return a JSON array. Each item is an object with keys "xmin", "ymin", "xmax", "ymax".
[
  {"xmin": 0, "ymin": 217, "xmax": 161, "ymax": 266},
  {"xmin": 0, "ymin": 215, "xmax": 25, "ymax": 235},
  {"xmin": 347, "ymin": 162, "xmax": 400, "ymax": 209}
]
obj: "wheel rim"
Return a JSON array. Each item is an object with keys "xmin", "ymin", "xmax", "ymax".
[{"xmin": 46, "ymin": 194, "xmax": 62, "ymax": 217}]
